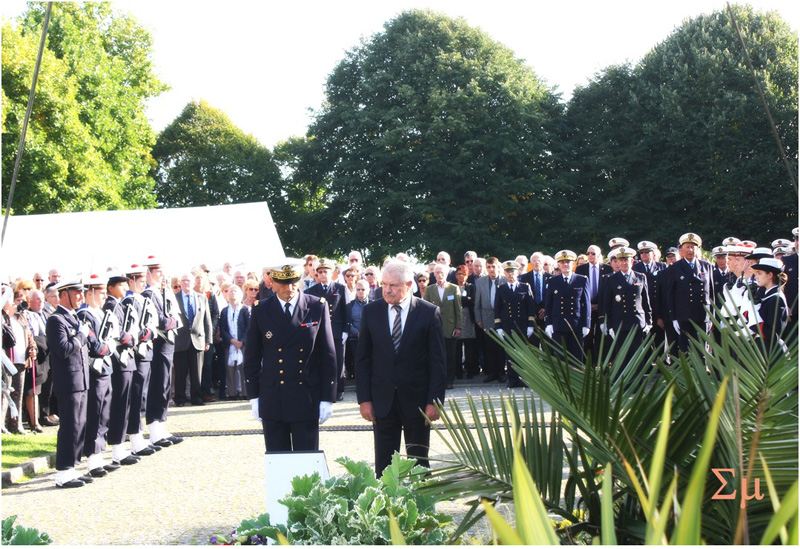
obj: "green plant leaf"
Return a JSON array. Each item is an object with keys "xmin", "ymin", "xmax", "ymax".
[
  {"xmin": 760, "ymin": 480, "xmax": 799, "ymax": 545},
  {"xmin": 600, "ymin": 465, "xmax": 618, "ymax": 545}
]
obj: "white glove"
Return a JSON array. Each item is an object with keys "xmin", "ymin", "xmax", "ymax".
[
  {"xmin": 545, "ymin": 325, "xmax": 554, "ymax": 338},
  {"xmin": 608, "ymin": 328, "xmax": 616, "ymax": 339},
  {"xmin": 319, "ymin": 401, "xmax": 332, "ymax": 424},
  {"xmin": 582, "ymin": 327, "xmax": 590, "ymax": 338},
  {"xmin": 496, "ymin": 328, "xmax": 505, "ymax": 338},
  {"xmin": 250, "ymin": 398, "xmax": 260, "ymax": 420},
  {"xmin": 526, "ymin": 327, "xmax": 534, "ymax": 338},
  {"xmin": 600, "ymin": 323, "xmax": 606, "ymax": 335},
  {"xmin": 643, "ymin": 325, "xmax": 652, "ymax": 334},
  {"xmin": 342, "ymin": 332, "xmax": 349, "ymax": 343},
  {"xmin": 78, "ymin": 323, "xmax": 91, "ymax": 337},
  {"xmin": 672, "ymin": 320, "xmax": 681, "ymax": 334}
]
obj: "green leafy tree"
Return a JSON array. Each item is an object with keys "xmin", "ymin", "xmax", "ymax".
[
  {"xmin": 562, "ymin": 5, "xmax": 798, "ymax": 249},
  {"xmin": 3, "ymin": 2, "xmax": 166, "ymax": 214},
  {"xmin": 151, "ymin": 100, "xmax": 283, "ymax": 212},
  {"xmin": 294, "ymin": 10, "xmax": 563, "ymax": 261}
]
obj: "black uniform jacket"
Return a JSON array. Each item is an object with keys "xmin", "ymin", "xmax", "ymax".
[
  {"xmin": 603, "ymin": 271, "xmax": 652, "ymax": 331},
  {"xmin": 493, "ymin": 282, "xmax": 536, "ymax": 333},
  {"xmin": 243, "ymin": 293, "xmax": 337, "ymax": 423},
  {"xmin": 544, "ymin": 273, "xmax": 591, "ymax": 332},
  {"xmin": 47, "ymin": 306, "xmax": 93, "ymax": 393},
  {"xmin": 355, "ymin": 297, "xmax": 446, "ymax": 419},
  {"xmin": 304, "ymin": 282, "xmax": 347, "ymax": 337},
  {"xmin": 666, "ymin": 259, "xmax": 715, "ymax": 323}
]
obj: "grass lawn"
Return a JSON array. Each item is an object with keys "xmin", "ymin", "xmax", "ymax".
[{"xmin": 1, "ymin": 433, "xmax": 57, "ymax": 470}]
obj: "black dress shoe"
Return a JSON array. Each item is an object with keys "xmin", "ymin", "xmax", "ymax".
[
  {"xmin": 167, "ymin": 435, "xmax": 184, "ymax": 444},
  {"xmin": 89, "ymin": 467, "xmax": 108, "ymax": 478},
  {"xmin": 40, "ymin": 417, "xmax": 59, "ymax": 427},
  {"xmin": 445, "ymin": 383, "xmax": 454, "ymax": 390},
  {"xmin": 133, "ymin": 446, "xmax": 156, "ymax": 456},
  {"xmin": 113, "ymin": 455, "xmax": 140, "ymax": 466},
  {"xmin": 507, "ymin": 381, "xmax": 523, "ymax": 389},
  {"xmin": 103, "ymin": 463, "xmax": 121, "ymax": 472},
  {"xmin": 336, "ymin": 393, "xmax": 344, "ymax": 402},
  {"xmin": 153, "ymin": 438, "xmax": 173, "ymax": 447},
  {"xmin": 57, "ymin": 479, "xmax": 85, "ymax": 488},
  {"xmin": 497, "ymin": 375, "xmax": 507, "ymax": 383},
  {"xmin": 148, "ymin": 444, "xmax": 162, "ymax": 452},
  {"xmin": 191, "ymin": 400, "xmax": 205, "ymax": 406},
  {"xmin": 78, "ymin": 475, "xmax": 94, "ymax": 483},
  {"xmin": 175, "ymin": 401, "xmax": 186, "ymax": 407},
  {"xmin": 483, "ymin": 375, "xmax": 498, "ymax": 383}
]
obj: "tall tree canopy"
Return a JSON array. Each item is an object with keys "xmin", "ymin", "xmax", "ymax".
[
  {"xmin": 151, "ymin": 100, "xmax": 283, "ymax": 211},
  {"xmin": 561, "ymin": 5, "xmax": 798, "ymax": 250},
  {"xmin": 291, "ymin": 10, "xmax": 564, "ymax": 261},
  {"xmin": 2, "ymin": 2, "xmax": 166, "ymax": 214}
]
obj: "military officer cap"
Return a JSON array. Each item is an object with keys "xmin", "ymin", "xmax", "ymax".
[
  {"xmin": 316, "ymin": 259, "xmax": 336, "ymax": 271},
  {"xmin": 751, "ymin": 257, "xmax": 783, "ymax": 275},
  {"xmin": 554, "ymin": 250, "xmax": 577, "ymax": 262},
  {"xmin": 725, "ymin": 245, "xmax": 751, "ymax": 257},
  {"xmin": 608, "ymin": 238, "xmax": 629, "ymax": 249},
  {"xmin": 679, "ymin": 233, "xmax": 702, "ymax": 247},
  {"xmin": 501, "ymin": 260, "xmax": 521, "ymax": 271},
  {"xmin": 83, "ymin": 274, "xmax": 107, "ymax": 289},
  {"xmin": 772, "ymin": 238, "xmax": 792, "ymax": 248},
  {"xmin": 637, "ymin": 240, "xmax": 658, "ymax": 252},
  {"xmin": 665, "ymin": 247, "xmax": 678, "ymax": 257},
  {"xmin": 773, "ymin": 246, "xmax": 789, "ymax": 257},
  {"xmin": 615, "ymin": 247, "xmax": 636, "ymax": 259},
  {"xmin": 793, "ymin": 228, "xmax": 799, "ymax": 237},
  {"xmin": 721, "ymin": 237, "xmax": 742, "ymax": 246},
  {"xmin": 269, "ymin": 260, "xmax": 304, "ymax": 284},
  {"xmin": 712, "ymin": 246, "xmax": 726, "ymax": 256},
  {"xmin": 745, "ymin": 247, "xmax": 773, "ymax": 260},
  {"xmin": 741, "ymin": 240, "xmax": 757, "ymax": 248},
  {"xmin": 55, "ymin": 279, "xmax": 84, "ymax": 293},
  {"xmin": 126, "ymin": 264, "xmax": 147, "ymax": 277},
  {"xmin": 107, "ymin": 272, "xmax": 130, "ymax": 285},
  {"xmin": 607, "ymin": 248, "xmax": 620, "ymax": 260}
]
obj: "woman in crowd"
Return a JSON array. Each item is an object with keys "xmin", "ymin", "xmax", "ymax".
[
  {"xmin": 242, "ymin": 279, "xmax": 260, "ymax": 309},
  {"xmin": 414, "ymin": 272, "xmax": 429, "ymax": 298},
  {"xmin": 752, "ymin": 258, "xmax": 789, "ymax": 354},
  {"xmin": 454, "ymin": 265, "xmax": 478, "ymax": 379},
  {"xmin": 219, "ymin": 285, "xmax": 250, "ymax": 400},
  {"xmin": 5, "ymin": 290, "xmax": 38, "ymax": 433}
]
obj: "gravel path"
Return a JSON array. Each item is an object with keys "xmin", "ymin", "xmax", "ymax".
[{"xmin": 1, "ymin": 381, "xmax": 541, "ymax": 545}]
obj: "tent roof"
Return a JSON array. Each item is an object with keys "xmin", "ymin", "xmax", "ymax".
[{"xmin": 0, "ymin": 202, "xmax": 285, "ymax": 282}]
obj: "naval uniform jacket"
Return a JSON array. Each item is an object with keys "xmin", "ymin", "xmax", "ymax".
[
  {"xmin": 75, "ymin": 306, "xmax": 113, "ymax": 376},
  {"xmin": 603, "ymin": 271, "xmax": 652, "ymax": 332},
  {"xmin": 632, "ymin": 261, "xmax": 666, "ymax": 312},
  {"xmin": 544, "ymin": 273, "xmax": 591, "ymax": 333},
  {"xmin": 103, "ymin": 295, "xmax": 136, "ymax": 372},
  {"xmin": 782, "ymin": 253, "xmax": 798, "ymax": 320},
  {"xmin": 665, "ymin": 259, "xmax": 715, "ymax": 323},
  {"xmin": 304, "ymin": 282, "xmax": 347, "ymax": 338},
  {"xmin": 492, "ymin": 282, "xmax": 535, "ymax": 334},
  {"xmin": 758, "ymin": 286, "xmax": 788, "ymax": 351},
  {"xmin": 141, "ymin": 286, "xmax": 177, "ymax": 348},
  {"xmin": 47, "ymin": 306, "xmax": 94, "ymax": 393},
  {"xmin": 243, "ymin": 294, "xmax": 337, "ymax": 423}
]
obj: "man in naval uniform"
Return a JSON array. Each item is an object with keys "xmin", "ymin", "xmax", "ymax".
[
  {"xmin": 544, "ymin": 250, "xmax": 591, "ymax": 362},
  {"xmin": 665, "ymin": 233, "xmax": 715, "ymax": 353},
  {"xmin": 782, "ymin": 228, "xmax": 798, "ymax": 331},
  {"xmin": 48, "ymin": 279, "xmax": 110, "ymax": 488},
  {"xmin": 244, "ymin": 262, "xmax": 337, "ymax": 452},
  {"xmin": 492, "ymin": 260, "xmax": 535, "ymax": 388}
]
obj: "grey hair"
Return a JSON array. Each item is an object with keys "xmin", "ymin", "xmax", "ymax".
[
  {"xmin": 464, "ymin": 250, "xmax": 477, "ymax": 260},
  {"xmin": 382, "ymin": 261, "xmax": 414, "ymax": 284}
]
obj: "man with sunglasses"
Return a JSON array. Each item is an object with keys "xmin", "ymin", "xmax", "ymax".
[{"xmin": 575, "ymin": 245, "xmax": 612, "ymax": 362}]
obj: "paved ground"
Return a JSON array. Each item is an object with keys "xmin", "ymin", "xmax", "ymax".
[{"xmin": 1, "ymin": 380, "xmax": 540, "ymax": 545}]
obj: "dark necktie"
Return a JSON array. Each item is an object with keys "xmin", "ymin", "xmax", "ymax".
[
  {"xmin": 534, "ymin": 273, "xmax": 542, "ymax": 302},
  {"xmin": 688, "ymin": 262, "xmax": 695, "ymax": 271},
  {"xmin": 284, "ymin": 302, "xmax": 292, "ymax": 320},
  {"xmin": 391, "ymin": 305, "xmax": 402, "ymax": 352},
  {"xmin": 590, "ymin": 267, "xmax": 597, "ymax": 299},
  {"xmin": 322, "ymin": 285, "xmax": 328, "ymax": 292},
  {"xmin": 624, "ymin": 273, "xmax": 630, "ymax": 283},
  {"xmin": 187, "ymin": 295, "xmax": 195, "ymax": 324}
]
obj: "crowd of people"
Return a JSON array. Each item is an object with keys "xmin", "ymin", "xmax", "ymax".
[{"xmin": 2, "ymin": 229, "xmax": 796, "ymax": 485}]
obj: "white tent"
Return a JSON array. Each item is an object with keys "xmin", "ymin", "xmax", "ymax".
[{"xmin": 0, "ymin": 202, "xmax": 286, "ymax": 282}]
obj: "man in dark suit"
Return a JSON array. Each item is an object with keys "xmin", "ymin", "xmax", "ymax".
[
  {"xmin": 575, "ymin": 245, "xmax": 613, "ymax": 362},
  {"xmin": 603, "ymin": 247, "xmax": 652, "ymax": 368},
  {"xmin": 356, "ymin": 261, "xmax": 447, "ymax": 476},
  {"xmin": 305, "ymin": 259, "xmax": 348, "ymax": 402},
  {"xmin": 174, "ymin": 273, "xmax": 213, "ymax": 406},
  {"xmin": 632, "ymin": 241, "xmax": 667, "ymax": 355},
  {"xmin": 48, "ymin": 279, "xmax": 109, "ymax": 488},
  {"xmin": 493, "ymin": 260, "xmax": 535, "ymax": 388},
  {"xmin": 244, "ymin": 262, "xmax": 337, "ymax": 452},
  {"xmin": 544, "ymin": 250, "xmax": 591, "ymax": 362},
  {"xmin": 666, "ymin": 233, "xmax": 715, "ymax": 353}
]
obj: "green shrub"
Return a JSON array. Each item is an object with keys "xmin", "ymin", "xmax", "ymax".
[
  {"xmin": 212, "ymin": 454, "xmax": 454, "ymax": 545},
  {"xmin": 1, "ymin": 516, "xmax": 52, "ymax": 545}
]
